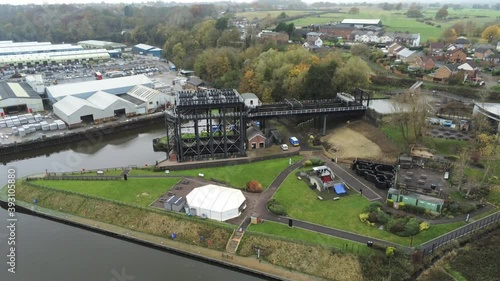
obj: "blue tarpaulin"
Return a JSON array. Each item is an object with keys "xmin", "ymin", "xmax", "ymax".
[{"xmin": 333, "ymin": 183, "xmax": 347, "ymax": 195}]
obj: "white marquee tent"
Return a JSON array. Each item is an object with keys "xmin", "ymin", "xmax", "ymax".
[{"xmin": 186, "ymin": 184, "xmax": 246, "ymax": 222}]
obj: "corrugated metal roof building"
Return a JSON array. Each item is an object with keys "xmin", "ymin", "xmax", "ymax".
[
  {"xmin": 132, "ymin": 43, "xmax": 163, "ymax": 58},
  {"xmin": 46, "ymin": 74, "xmax": 153, "ymax": 104},
  {"xmin": 0, "ymin": 82, "xmax": 43, "ymax": 116},
  {"xmin": 125, "ymin": 85, "xmax": 173, "ymax": 113}
]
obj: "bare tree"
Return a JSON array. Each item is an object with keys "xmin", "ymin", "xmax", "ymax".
[{"xmin": 389, "ymin": 90, "xmax": 427, "ymax": 152}]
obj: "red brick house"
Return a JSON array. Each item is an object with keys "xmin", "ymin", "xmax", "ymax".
[
  {"xmin": 434, "ymin": 65, "xmax": 457, "ymax": 83},
  {"xmin": 247, "ymin": 126, "xmax": 266, "ymax": 149},
  {"xmin": 474, "ymin": 47, "xmax": 494, "ymax": 60},
  {"xmin": 429, "ymin": 42, "xmax": 445, "ymax": 57},
  {"xmin": 446, "ymin": 49, "xmax": 467, "ymax": 64},
  {"xmin": 259, "ymin": 32, "xmax": 289, "ymax": 44},
  {"xmin": 415, "ymin": 56, "xmax": 436, "ymax": 70}
]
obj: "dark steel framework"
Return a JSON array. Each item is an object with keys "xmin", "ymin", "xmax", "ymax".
[{"xmin": 166, "ymin": 89, "xmax": 246, "ymax": 162}]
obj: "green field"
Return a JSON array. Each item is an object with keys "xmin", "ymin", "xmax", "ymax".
[
  {"xmin": 273, "ymin": 171, "xmax": 465, "ymax": 245},
  {"xmin": 248, "ymin": 221, "xmax": 373, "ymax": 255},
  {"xmin": 32, "ymin": 178, "xmax": 180, "ymax": 206},
  {"xmin": 270, "ymin": 7, "xmax": 500, "ymax": 42},
  {"xmin": 130, "ymin": 156, "xmax": 303, "ymax": 189},
  {"xmin": 236, "ymin": 10, "xmax": 319, "ymax": 20}
]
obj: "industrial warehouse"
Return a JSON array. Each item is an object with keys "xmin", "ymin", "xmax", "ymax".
[
  {"xmin": 46, "ymin": 74, "xmax": 154, "ymax": 103},
  {"xmin": 53, "ymin": 91, "xmax": 138, "ymax": 127},
  {"xmin": 0, "ymin": 40, "xmax": 111, "ymax": 66},
  {"xmin": 0, "ymin": 81, "xmax": 43, "ymax": 116}
]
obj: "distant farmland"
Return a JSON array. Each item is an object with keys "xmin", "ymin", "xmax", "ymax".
[{"xmin": 237, "ymin": 7, "xmax": 500, "ymax": 43}]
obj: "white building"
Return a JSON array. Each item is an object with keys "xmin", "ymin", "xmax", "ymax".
[
  {"xmin": 241, "ymin": 93, "xmax": 261, "ymax": 108},
  {"xmin": 0, "ymin": 82, "xmax": 43, "ymax": 116},
  {"xmin": 46, "ymin": 74, "xmax": 153, "ymax": 103},
  {"xmin": 86, "ymin": 91, "xmax": 137, "ymax": 120},
  {"xmin": 473, "ymin": 102, "xmax": 500, "ymax": 134},
  {"xmin": 53, "ymin": 91, "xmax": 138, "ymax": 127},
  {"xmin": 53, "ymin": 96, "xmax": 102, "ymax": 126},
  {"xmin": 125, "ymin": 85, "xmax": 173, "ymax": 114},
  {"xmin": 186, "ymin": 184, "xmax": 246, "ymax": 222},
  {"xmin": 0, "ymin": 49, "xmax": 110, "ymax": 67}
]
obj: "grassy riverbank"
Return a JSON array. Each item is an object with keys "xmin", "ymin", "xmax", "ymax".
[{"xmin": 12, "ymin": 181, "xmax": 233, "ymax": 251}]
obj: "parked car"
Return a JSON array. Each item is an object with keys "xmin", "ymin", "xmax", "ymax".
[{"xmin": 281, "ymin": 144, "xmax": 289, "ymax": 151}]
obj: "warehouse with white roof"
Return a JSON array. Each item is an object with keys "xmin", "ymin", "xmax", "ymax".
[
  {"xmin": 186, "ymin": 184, "xmax": 246, "ymax": 222},
  {"xmin": 53, "ymin": 91, "xmax": 138, "ymax": 127},
  {"xmin": 0, "ymin": 82, "xmax": 43, "ymax": 116},
  {"xmin": 124, "ymin": 85, "xmax": 174, "ymax": 114},
  {"xmin": 46, "ymin": 74, "xmax": 153, "ymax": 103},
  {"xmin": 132, "ymin": 43, "xmax": 163, "ymax": 57}
]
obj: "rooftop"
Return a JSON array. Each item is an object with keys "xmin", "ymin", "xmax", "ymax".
[
  {"xmin": 86, "ymin": 91, "xmax": 135, "ymax": 109},
  {"xmin": 127, "ymin": 85, "xmax": 162, "ymax": 102},
  {"xmin": 241, "ymin": 93, "xmax": 258, "ymax": 100},
  {"xmin": 0, "ymin": 82, "xmax": 40, "ymax": 100},
  {"xmin": 134, "ymin": 43, "xmax": 157, "ymax": 51},
  {"xmin": 77, "ymin": 40, "xmax": 126, "ymax": 48},
  {"xmin": 341, "ymin": 19, "xmax": 381, "ymax": 25},
  {"xmin": 0, "ymin": 44, "xmax": 83, "ymax": 55},
  {"xmin": 53, "ymin": 95, "xmax": 99, "ymax": 115},
  {"xmin": 474, "ymin": 102, "xmax": 500, "ymax": 121},
  {"xmin": 46, "ymin": 75, "xmax": 153, "ymax": 99}
]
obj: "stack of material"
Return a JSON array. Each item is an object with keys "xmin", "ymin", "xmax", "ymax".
[
  {"xmin": 33, "ymin": 123, "xmax": 41, "ymax": 130},
  {"xmin": 26, "ymin": 114, "xmax": 36, "ymax": 124},
  {"xmin": 19, "ymin": 115, "xmax": 28, "ymax": 124},
  {"xmin": 54, "ymin": 120, "xmax": 66, "ymax": 130},
  {"xmin": 34, "ymin": 114, "xmax": 43, "ymax": 122},
  {"xmin": 28, "ymin": 124, "xmax": 36, "ymax": 133},
  {"xmin": 12, "ymin": 116, "xmax": 21, "ymax": 126},
  {"xmin": 49, "ymin": 122, "xmax": 58, "ymax": 131},
  {"xmin": 22, "ymin": 124, "xmax": 30, "ymax": 132},
  {"xmin": 18, "ymin": 128, "xmax": 26, "ymax": 137},
  {"xmin": 12, "ymin": 127, "xmax": 18, "ymax": 135},
  {"xmin": 40, "ymin": 121, "xmax": 50, "ymax": 131},
  {"xmin": 0, "ymin": 120, "xmax": 6, "ymax": 128}
]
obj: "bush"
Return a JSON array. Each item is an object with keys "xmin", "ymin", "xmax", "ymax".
[
  {"xmin": 386, "ymin": 246, "xmax": 396, "ymax": 258},
  {"xmin": 398, "ymin": 218, "xmax": 421, "ymax": 237},
  {"xmin": 419, "ymin": 221, "xmax": 430, "ymax": 231},
  {"xmin": 387, "ymin": 218, "xmax": 407, "ymax": 233},
  {"xmin": 386, "ymin": 199, "xmax": 394, "ymax": 207},
  {"xmin": 404, "ymin": 204, "xmax": 426, "ymax": 215},
  {"xmin": 303, "ymin": 160, "xmax": 312, "ymax": 167},
  {"xmin": 359, "ymin": 213, "xmax": 374, "ymax": 226},
  {"xmin": 246, "ymin": 180, "xmax": 263, "ymax": 193},
  {"xmin": 310, "ymin": 158, "xmax": 324, "ymax": 166},
  {"xmin": 267, "ymin": 199, "xmax": 287, "ymax": 216},
  {"xmin": 368, "ymin": 210, "xmax": 390, "ymax": 224},
  {"xmin": 364, "ymin": 202, "xmax": 383, "ymax": 213}
]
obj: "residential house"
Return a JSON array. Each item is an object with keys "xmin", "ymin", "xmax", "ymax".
[
  {"xmin": 434, "ymin": 64, "xmax": 457, "ymax": 82},
  {"xmin": 387, "ymin": 32, "xmax": 421, "ymax": 47},
  {"xmin": 447, "ymin": 49, "xmax": 467, "ymax": 64},
  {"xmin": 352, "ymin": 31, "xmax": 380, "ymax": 43},
  {"xmin": 360, "ymin": 25, "xmax": 384, "ymax": 34},
  {"xmin": 474, "ymin": 47, "xmax": 494, "ymax": 60},
  {"xmin": 429, "ymin": 42, "xmax": 445, "ymax": 56},
  {"xmin": 379, "ymin": 34, "xmax": 393, "ymax": 44},
  {"xmin": 319, "ymin": 24, "xmax": 356, "ymax": 40},
  {"xmin": 396, "ymin": 48, "xmax": 418, "ymax": 63},
  {"xmin": 258, "ymin": 31, "xmax": 289, "ymax": 44},
  {"xmin": 388, "ymin": 42, "xmax": 402, "ymax": 55},
  {"xmin": 455, "ymin": 37, "xmax": 471, "ymax": 49},
  {"xmin": 484, "ymin": 53, "xmax": 500, "ymax": 64},
  {"xmin": 415, "ymin": 56, "xmax": 435, "ymax": 71},
  {"xmin": 457, "ymin": 62, "xmax": 479, "ymax": 79},
  {"xmin": 306, "ymin": 32, "xmax": 322, "ymax": 44}
]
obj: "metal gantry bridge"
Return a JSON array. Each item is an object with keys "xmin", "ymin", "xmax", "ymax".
[{"xmin": 164, "ymin": 89, "xmax": 370, "ymax": 162}]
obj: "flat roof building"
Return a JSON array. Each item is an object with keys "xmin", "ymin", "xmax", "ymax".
[
  {"xmin": 77, "ymin": 40, "xmax": 127, "ymax": 51},
  {"xmin": 0, "ymin": 82, "xmax": 43, "ymax": 116},
  {"xmin": 132, "ymin": 43, "xmax": 163, "ymax": 58},
  {"xmin": 341, "ymin": 19, "xmax": 382, "ymax": 27},
  {"xmin": 46, "ymin": 74, "xmax": 153, "ymax": 103},
  {"xmin": 0, "ymin": 43, "xmax": 83, "ymax": 56},
  {"xmin": 0, "ymin": 49, "xmax": 110, "ymax": 67}
]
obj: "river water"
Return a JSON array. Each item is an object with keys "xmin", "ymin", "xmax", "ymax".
[{"xmin": 0, "ymin": 125, "xmax": 265, "ymax": 281}]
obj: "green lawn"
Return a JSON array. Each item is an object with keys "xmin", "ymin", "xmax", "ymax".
[
  {"xmin": 236, "ymin": 10, "xmax": 319, "ymax": 20},
  {"xmin": 147, "ymin": 156, "xmax": 303, "ymax": 189},
  {"xmin": 248, "ymin": 221, "xmax": 373, "ymax": 255},
  {"xmin": 32, "ymin": 178, "xmax": 180, "ymax": 207},
  {"xmin": 65, "ymin": 169, "xmax": 125, "ymax": 176},
  {"xmin": 487, "ymin": 187, "xmax": 500, "ymax": 207},
  {"xmin": 273, "ymin": 171, "xmax": 464, "ymax": 245}
]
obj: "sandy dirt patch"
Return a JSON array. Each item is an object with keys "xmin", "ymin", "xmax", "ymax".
[{"xmin": 323, "ymin": 120, "xmax": 400, "ymax": 162}]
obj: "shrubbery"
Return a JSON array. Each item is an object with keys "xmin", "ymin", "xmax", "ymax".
[
  {"xmin": 386, "ymin": 199, "xmax": 394, "ymax": 207},
  {"xmin": 310, "ymin": 158, "xmax": 325, "ymax": 166},
  {"xmin": 386, "ymin": 246, "xmax": 396, "ymax": 258},
  {"xmin": 303, "ymin": 160, "xmax": 312, "ymax": 167},
  {"xmin": 419, "ymin": 221, "xmax": 430, "ymax": 231},
  {"xmin": 246, "ymin": 180, "xmax": 263, "ymax": 193},
  {"xmin": 267, "ymin": 199, "xmax": 287, "ymax": 216},
  {"xmin": 403, "ymin": 204, "xmax": 426, "ymax": 215},
  {"xmin": 364, "ymin": 202, "xmax": 383, "ymax": 213}
]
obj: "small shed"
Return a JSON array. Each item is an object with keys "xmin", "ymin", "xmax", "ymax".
[
  {"xmin": 241, "ymin": 93, "xmax": 261, "ymax": 108},
  {"xmin": 164, "ymin": 196, "xmax": 186, "ymax": 212},
  {"xmin": 247, "ymin": 126, "xmax": 266, "ymax": 149}
]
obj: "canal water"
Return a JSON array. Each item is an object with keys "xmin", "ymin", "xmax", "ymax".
[{"xmin": 0, "ymin": 125, "xmax": 265, "ymax": 281}]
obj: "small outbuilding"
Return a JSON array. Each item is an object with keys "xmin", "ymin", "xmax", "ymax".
[
  {"xmin": 388, "ymin": 188, "xmax": 444, "ymax": 213},
  {"xmin": 163, "ymin": 196, "xmax": 186, "ymax": 212},
  {"xmin": 186, "ymin": 184, "xmax": 246, "ymax": 221},
  {"xmin": 247, "ymin": 126, "xmax": 266, "ymax": 149},
  {"xmin": 125, "ymin": 85, "xmax": 174, "ymax": 113},
  {"xmin": 0, "ymin": 82, "xmax": 44, "ymax": 116},
  {"xmin": 241, "ymin": 93, "xmax": 261, "ymax": 108}
]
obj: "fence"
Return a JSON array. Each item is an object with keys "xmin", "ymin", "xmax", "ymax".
[
  {"xmin": 155, "ymin": 151, "xmax": 300, "ymax": 171},
  {"xmin": 420, "ymin": 211, "xmax": 500, "ymax": 256}
]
